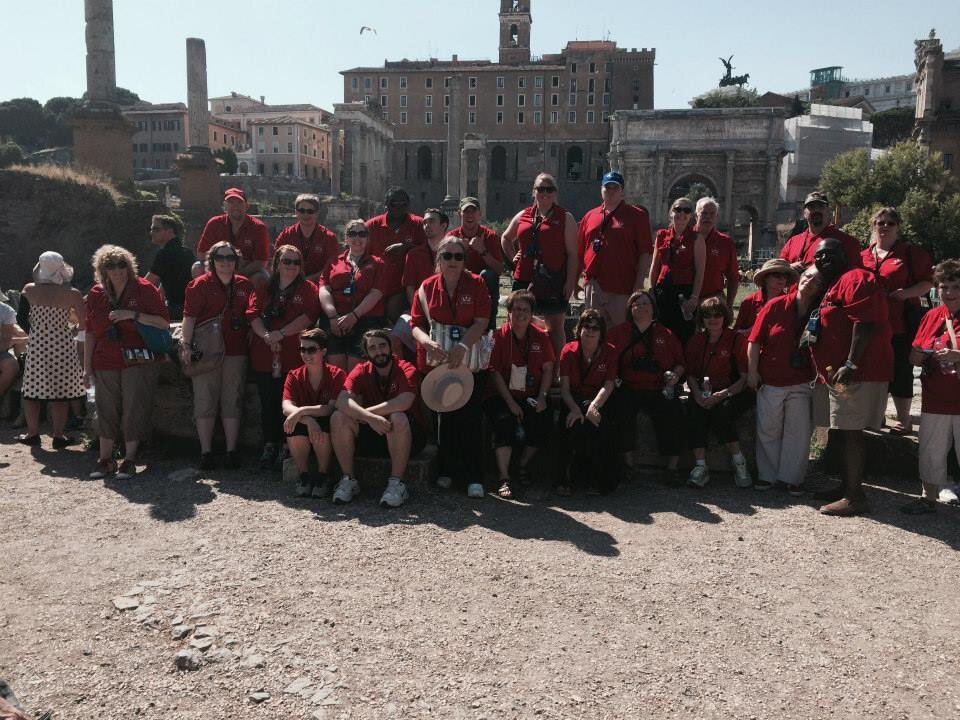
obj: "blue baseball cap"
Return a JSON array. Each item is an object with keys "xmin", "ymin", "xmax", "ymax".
[{"xmin": 601, "ymin": 171, "xmax": 624, "ymax": 187}]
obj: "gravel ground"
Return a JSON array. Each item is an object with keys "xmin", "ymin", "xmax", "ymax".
[{"xmin": 2, "ymin": 426, "xmax": 959, "ymax": 720}]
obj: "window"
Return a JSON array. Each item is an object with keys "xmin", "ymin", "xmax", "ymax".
[
  {"xmin": 588, "ymin": 78, "xmax": 595, "ymax": 92},
  {"xmin": 258, "ymin": 163, "xmax": 264, "ymax": 175},
  {"xmin": 273, "ymin": 144, "xmax": 279, "ymax": 153},
  {"xmin": 602, "ymin": 111, "xmax": 610, "ymax": 122},
  {"xmin": 550, "ymin": 111, "xmax": 559, "ymax": 123},
  {"xmin": 381, "ymin": 95, "xmax": 388, "ymax": 106},
  {"xmin": 632, "ymin": 79, "xmax": 641, "ymax": 91},
  {"xmin": 571, "ymin": 63, "xmax": 578, "ymax": 74},
  {"xmin": 287, "ymin": 163, "xmax": 294, "ymax": 175},
  {"xmin": 444, "ymin": 77, "xmax": 450, "ymax": 88},
  {"xmin": 551, "ymin": 94, "xmax": 559, "ymax": 106},
  {"xmin": 602, "ymin": 93, "xmax": 610, "ymax": 106},
  {"xmin": 400, "ymin": 112, "xmax": 407, "ymax": 125},
  {"xmin": 534, "ymin": 76, "xmax": 543, "ymax": 88},
  {"xmin": 257, "ymin": 143, "xmax": 265, "ymax": 153},
  {"xmin": 444, "ymin": 112, "xmax": 449, "ymax": 124},
  {"xmin": 351, "ymin": 78, "xmax": 358, "ymax": 90},
  {"xmin": 400, "ymin": 95, "xmax": 407, "ymax": 107},
  {"xmin": 257, "ymin": 127, "xmax": 264, "ymax": 137},
  {"xmin": 272, "ymin": 126, "xmax": 278, "ymax": 135},
  {"xmin": 588, "ymin": 94, "xmax": 595, "ymax": 106},
  {"xmin": 534, "ymin": 111, "xmax": 542, "ymax": 125},
  {"xmin": 425, "ymin": 95, "xmax": 433, "ymax": 107},
  {"xmin": 570, "ymin": 79, "xmax": 578, "ymax": 92},
  {"xmin": 400, "ymin": 76, "xmax": 407, "ymax": 89},
  {"xmin": 425, "ymin": 112, "xmax": 432, "ymax": 124},
  {"xmin": 517, "ymin": 111, "xmax": 524, "ymax": 124},
  {"xmin": 497, "ymin": 94, "xmax": 504, "ymax": 107},
  {"xmin": 496, "ymin": 112, "xmax": 503, "ymax": 125},
  {"xmin": 287, "ymin": 127, "xmax": 293, "ymax": 135},
  {"xmin": 586, "ymin": 111, "xmax": 595, "ymax": 123},
  {"xmin": 605, "ymin": 62, "xmax": 613, "ymax": 73},
  {"xmin": 380, "ymin": 77, "xmax": 388, "ymax": 89},
  {"xmin": 552, "ymin": 75, "xmax": 560, "ymax": 88},
  {"xmin": 497, "ymin": 76, "xmax": 505, "ymax": 88},
  {"xmin": 364, "ymin": 95, "xmax": 371, "ymax": 104},
  {"xmin": 534, "ymin": 93, "xmax": 542, "ymax": 107},
  {"xmin": 469, "ymin": 95, "xmax": 477, "ymax": 107},
  {"xmin": 568, "ymin": 111, "xmax": 576, "ymax": 123},
  {"xmin": 589, "ymin": 62, "xmax": 596, "ymax": 73},
  {"xmin": 425, "ymin": 77, "xmax": 433, "ymax": 88},
  {"xmin": 518, "ymin": 76, "xmax": 526, "ymax": 88},
  {"xmin": 364, "ymin": 77, "xmax": 372, "ymax": 90},
  {"xmin": 444, "ymin": 95, "xmax": 450, "ymax": 107},
  {"xmin": 469, "ymin": 76, "xmax": 477, "ymax": 88},
  {"xmin": 465, "ymin": 111, "xmax": 473, "ymax": 125},
  {"xmin": 131, "ymin": 143, "xmax": 137, "ymax": 153},
  {"xmin": 287, "ymin": 142, "xmax": 293, "ymax": 152},
  {"xmin": 864, "ymin": 87, "xmax": 870, "ymax": 95},
  {"xmin": 518, "ymin": 95, "xmax": 525, "ymax": 107},
  {"xmin": 944, "ymin": 153, "xmax": 954, "ymax": 170},
  {"xmin": 569, "ymin": 94, "xmax": 577, "ymax": 105}
]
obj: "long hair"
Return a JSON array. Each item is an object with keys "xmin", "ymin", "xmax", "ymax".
[
  {"xmin": 267, "ymin": 244, "xmax": 305, "ymax": 297},
  {"xmin": 92, "ymin": 244, "xmax": 138, "ymax": 291},
  {"xmin": 205, "ymin": 241, "xmax": 243, "ymax": 274}
]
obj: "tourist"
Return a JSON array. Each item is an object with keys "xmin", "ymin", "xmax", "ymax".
[
  {"xmin": 195, "ymin": 188, "xmax": 270, "ymax": 286},
  {"xmin": 318, "ymin": 219, "xmax": 387, "ymax": 371},
  {"xmin": 330, "ymin": 328, "xmax": 426, "ymax": 508},
  {"xmin": 608, "ymin": 291, "xmax": 686, "ymax": 487},
  {"xmin": 649, "ymin": 196, "xmax": 705, "ymax": 344},
  {"xmin": 410, "ymin": 236, "xmax": 491, "ymax": 498},
  {"xmin": 365, "ymin": 187, "xmax": 426, "ymax": 321},
  {"xmin": 85, "ymin": 245, "xmax": 170, "ymax": 479},
  {"xmin": 402, "ymin": 208, "xmax": 449, "ymax": 304},
  {"xmin": 247, "ymin": 245, "xmax": 321, "ymax": 471},
  {"xmin": 578, "ymin": 170, "xmax": 653, "ymax": 325},
  {"xmin": 450, "ymin": 196, "xmax": 504, "ymax": 330},
  {"xmin": 143, "ymin": 214, "xmax": 194, "ymax": 321},
  {"xmin": 273, "ymin": 194, "xmax": 339, "ymax": 282},
  {"xmin": 684, "ymin": 297, "xmax": 751, "ymax": 488},
  {"xmin": 747, "ymin": 267, "xmax": 825, "ymax": 493},
  {"xmin": 501, "ymin": 172, "xmax": 578, "ymax": 358},
  {"xmin": 16, "ymin": 252, "xmax": 85, "ymax": 448},
  {"xmin": 901, "ymin": 259, "xmax": 960, "ymax": 514},
  {"xmin": 556, "ymin": 309, "xmax": 618, "ymax": 495},
  {"xmin": 179, "ymin": 241, "xmax": 252, "ymax": 470},
  {"xmin": 861, "ymin": 207, "xmax": 933, "ymax": 433},
  {"xmin": 734, "ymin": 258, "xmax": 797, "ymax": 335},
  {"xmin": 282, "ymin": 328, "xmax": 346, "ymax": 498},
  {"xmin": 779, "ymin": 190, "xmax": 862, "ymax": 275},
  {"xmin": 809, "ymin": 238, "xmax": 892, "ymax": 517},
  {"xmin": 694, "ymin": 197, "xmax": 739, "ymax": 310},
  {"xmin": 484, "ymin": 289, "xmax": 555, "ymax": 499},
  {"xmin": 0, "ymin": 291, "xmax": 21, "ymax": 401}
]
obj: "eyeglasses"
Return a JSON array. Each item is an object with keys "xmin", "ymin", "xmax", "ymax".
[
  {"xmin": 346, "ymin": 229, "xmax": 369, "ymax": 238},
  {"xmin": 295, "ymin": 207, "xmax": 317, "ymax": 214},
  {"xmin": 104, "ymin": 260, "xmax": 128, "ymax": 270},
  {"xmin": 299, "ymin": 345, "xmax": 320, "ymax": 354},
  {"xmin": 440, "ymin": 251, "xmax": 465, "ymax": 261},
  {"xmin": 875, "ymin": 220, "xmax": 897, "ymax": 227},
  {"xmin": 280, "ymin": 258, "xmax": 302, "ymax": 266},
  {"xmin": 535, "ymin": 186, "xmax": 557, "ymax": 194},
  {"xmin": 701, "ymin": 312, "xmax": 724, "ymax": 319},
  {"xmin": 672, "ymin": 206, "xmax": 693, "ymax": 214},
  {"xmin": 213, "ymin": 254, "xmax": 238, "ymax": 262}
]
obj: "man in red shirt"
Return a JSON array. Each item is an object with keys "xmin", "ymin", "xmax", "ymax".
[
  {"xmin": 450, "ymin": 196, "xmax": 504, "ymax": 329},
  {"xmin": 578, "ymin": 171, "xmax": 653, "ymax": 324},
  {"xmin": 402, "ymin": 208, "xmax": 449, "ymax": 305},
  {"xmin": 273, "ymin": 193, "xmax": 339, "ymax": 282},
  {"xmin": 365, "ymin": 187, "xmax": 426, "ymax": 322},
  {"xmin": 695, "ymin": 197, "xmax": 739, "ymax": 308},
  {"xmin": 195, "ymin": 188, "xmax": 271, "ymax": 287},
  {"xmin": 810, "ymin": 238, "xmax": 892, "ymax": 517},
  {"xmin": 780, "ymin": 191, "xmax": 863, "ymax": 275},
  {"xmin": 330, "ymin": 329, "xmax": 425, "ymax": 508}
]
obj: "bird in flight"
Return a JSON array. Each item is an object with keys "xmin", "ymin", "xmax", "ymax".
[{"xmin": 360, "ymin": 26, "xmax": 378, "ymax": 35}]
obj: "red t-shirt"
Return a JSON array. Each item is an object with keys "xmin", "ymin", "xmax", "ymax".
[
  {"xmin": 578, "ymin": 202, "xmax": 653, "ymax": 295},
  {"xmin": 558, "ymin": 340, "xmax": 618, "ymax": 400},
  {"xmin": 734, "ymin": 289, "xmax": 769, "ymax": 334},
  {"xmin": 811, "ymin": 268, "xmax": 892, "ymax": 383},
  {"xmin": 344, "ymin": 355, "xmax": 424, "ymax": 426},
  {"xmin": 401, "ymin": 242, "xmax": 439, "ymax": 292},
  {"xmin": 450, "ymin": 223, "xmax": 503, "ymax": 275},
  {"xmin": 701, "ymin": 229, "xmax": 739, "ymax": 298},
  {"xmin": 366, "ymin": 213, "xmax": 427, "ymax": 296},
  {"xmin": 274, "ymin": 223, "xmax": 340, "ymax": 278},
  {"xmin": 684, "ymin": 328, "xmax": 747, "ymax": 391},
  {"xmin": 748, "ymin": 292, "xmax": 815, "ymax": 387},
  {"xmin": 512, "ymin": 204, "xmax": 569, "ymax": 282},
  {"xmin": 607, "ymin": 321, "xmax": 685, "ymax": 391},
  {"xmin": 409, "ymin": 271, "xmax": 492, "ymax": 373},
  {"xmin": 654, "ymin": 227, "xmax": 698, "ymax": 285},
  {"xmin": 197, "ymin": 214, "xmax": 271, "ymax": 263},
  {"xmin": 861, "ymin": 242, "xmax": 933, "ymax": 336},
  {"xmin": 86, "ymin": 277, "xmax": 170, "ymax": 371},
  {"xmin": 912, "ymin": 305, "xmax": 960, "ymax": 415},
  {"xmin": 780, "ymin": 225, "xmax": 863, "ymax": 270},
  {"xmin": 282, "ymin": 363, "xmax": 346, "ymax": 408},
  {"xmin": 182, "ymin": 272, "xmax": 253, "ymax": 356},
  {"xmin": 487, "ymin": 322, "xmax": 555, "ymax": 399},
  {"xmin": 319, "ymin": 251, "xmax": 386, "ymax": 318},
  {"xmin": 245, "ymin": 278, "xmax": 321, "ymax": 373}
]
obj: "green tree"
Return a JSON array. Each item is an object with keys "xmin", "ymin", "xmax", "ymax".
[
  {"xmin": 685, "ymin": 182, "xmax": 712, "ymax": 203},
  {"xmin": 214, "ymin": 146, "xmax": 238, "ymax": 174},
  {"xmin": 870, "ymin": 106, "xmax": 914, "ymax": 149},
  {"xmin": 691, "ymin": 88, "xmax": 759, "ymax": 108},
  {"xmin": 0, "ymin": 98, "xmax": 47, "ymax": 150},
  {"xmin": 0, "ymin": 142, "xmax": 24, "ymax": 168},
  {"xmin": 43, "ymin": 96, "xmax": 82, "ymax": 146}
]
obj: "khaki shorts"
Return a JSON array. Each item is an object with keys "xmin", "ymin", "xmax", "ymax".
[
  {"xmin": 191, "ymin": 354, "xmax": 248, "ymax": 419},
  {"xmin": 815, "ymin": 380, "xmax": 887, "ymax": 431},
  {"xmin": 583, "ymin": 279, "xmax": 630, "ymax": 326},
  {"xmin": 94, "ymin": 364, "xmax": 160, "ymax": 442}
]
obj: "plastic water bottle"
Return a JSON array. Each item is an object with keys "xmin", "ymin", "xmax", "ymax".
[
  {"xmin": 934, "ymin": 338, "xmax": 957, "ymax": 375},
  {"xmin": 662, "ymin": 373, "xmax": 675, "ymax": 400},
  {"xmin": 86, "ymin": 385, "xmax": 96, "ymax": 404},
  {"xmin": 271, "ymin": 352, "xmax": 282, "ymax": 379},
  {"xmin": 679, "ymin": 294, "xmax": 694, "ymax": 322},
  {"xmin": 701, "ymin": 376, "xmax": 713, "ymax": 399}
]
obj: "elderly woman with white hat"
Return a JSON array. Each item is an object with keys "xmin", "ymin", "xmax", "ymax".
[
  {"xmin": 734, "ymin": 258, "xmax": 798, "ymax": 335},
  {"xmin": 16, "ymin": 252, "xmax": 87, "ymax": 448}
]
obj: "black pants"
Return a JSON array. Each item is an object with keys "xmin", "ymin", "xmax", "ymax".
[
  {"xmin": 557, "ymin": 400, "xmax": 619, "ymax": 492},
  {"xmin": 654, "ymin": 282, "xmax": 695, "ymax": 345},
  {"xmin": 435, "ymin": 373, "xmax": 486, "ymax": 486},
  {"xmin": 685, "ymin": 393, "xmax": 752, "ymax": 449},
  {"xmin": 890, "ymin": 333, "xmax": 914, "ymax": 399},
  {"xmin": 253, "ymin": 371, "xmax": 285, "ymax": 446},
  {"xmin": 611, "ymin": 386, "xmax": 685, "ymax": 457},
  {"xmin": 483, "ymin": 395, "xmax": 553, "ymax": 448},
  {"xmin": 480, "ymin": 269, "xmax": 500, "ymax": 331}
]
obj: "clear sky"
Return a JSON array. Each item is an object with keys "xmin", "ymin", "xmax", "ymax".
[{"xmin": 3, "ymin": 0, "xmax": 959, "ymax": 110}]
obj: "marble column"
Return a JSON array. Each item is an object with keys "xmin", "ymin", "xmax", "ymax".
[
  {"xmin": 459, "ymin": 146, "xmax": 469, "ymax": 201},
  {"xmin": 84, "ymin": 0, "xmax": 117, "ymax": 105},
  {"xmin": 653, "ymin": 150, "xmax": 665, "ymax": 226},
  {"xmin": 186, "ymin": 38, "xmax": 210, "ymax": 151},
  {"xmin": 477, "ymin": 149, "xmax": 488, "ymax": 212},
  {"xmin": 762, "ymin": 153, "xmax": 780, "ymax": 253},
  {"xmin": 329, "ymin": 122, "xmax": 341, "ymax": 196},
  {"xmin": 443, "ymin": 76, "xmax": 462, "ymax": 213},
  {"xmin": 723, "ymin": 152, "xmax": 735, "ymax": 227}
]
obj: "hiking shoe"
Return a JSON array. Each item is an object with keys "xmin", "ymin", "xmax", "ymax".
[
  {"xmin": 687, "ymin": 465, "xmax": 710, "ymax": 488},
  {"xmin": 467, "ymin": 482, "xmax": 485, "ymax": 499},
  {"xmin": 819, "ymin": 496, "xmax": 870, "ymax": 517},
  {"xmin": 332, "ymin": 475, "xmax": 359, "ymax": 504},
  {"xmin": 312, "ymin": 473, "xmax": 333, "ymax": 498},
  {"xmin": 89, "ymin": 458, "xmax": 117, "ymax": 479},
  {"xmin": 380, "ymin": 476, "xmax": 409, "ymax": 508},
  {"xmin": 753, "ymin": 479, "xmax": 775, "ymax": 491},
  {"xmin": 115, "ymin": 460, "xmax": 138, "ymax": 480},
  {"xmin": 199, "ymin": 452, "xmax": 215, "ymax": 471},
  {"xmin": 435, "ymin": 475, "xmax": 453, "ymax": 490},
  {"xmin": 223, "ymin": 451, "xmax": 241, "ymax": 470},
  {"xmin": 52, "ymin": 435, "xmax": 77, "ymax": 450},
  {"xmin": 296, "ymin": 472, "xmax": 312, "ymax": 497},
  {"xmin": 939, "ymin": 485, "xmax": 959, "ymax": 506},
  {"xmin": 258, "ymin": 444, "xmax": 277, "ymax": 470},
  {"xmin": 733, "ymin": 461, "xmax": 752, "ymax": 488},
  {"xmin": 787, "ymin": 483, "xmax": 806, "ymax": 497},
  {"xmin": 900, "ymin": 496, "xmax": 937, "ymax": 515},
  {"xmin": 16, "ymin": 434, "xmax": 40, "ymax": 447}
]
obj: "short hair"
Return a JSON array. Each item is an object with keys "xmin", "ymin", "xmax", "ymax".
[
  {"xmin": 870, "ymin": 206, "xmax": 901, "ymax": 226},
  {"xmin": 205, "ymin": 241, "xmax": 243, "ymax": 273},
  {"xmin": 696, "ymin": 196, "xmax": 719, "ymax": 214},
  {"xmin": 92, "ymin": 244, "xmax": 138, "ymax": 289},
  {"xmin": 505, "ymin": 289, "xmax": 536, "ymax": 312},
  {"xmin": 300, "ymin": 327, "xmax": 329, "ymax": 349},
  {"xmin": 294, "ymin": 193, "xmax": 320, "ymax": 211},
  {"xmin": 694, "ymin": 296, "xmax": 733, "ymax": 331},
  {"xmin": 344, "ymin": 218, "xmax": 367, "ymax": 236},
  {"xmin": 268, "ymin": 245, "xmax": 305, "ymax": 296},
  {"xmin": 384, "ymin": 186, "xmax": 409, "ymax": 203},
  {"xmin": 151, "ymin": 214, "xmax": 180, "ymax": 237},
  {"xmin": 361, "ymin": 327, "xmax": 392, "ymax": 357},
  {"xmin": 626, "ymin": 289, "xmax": 658, "ymax": 324},
  {"xmin": 435, "ymin": 235, "xmax": 467, "ymax": 270},
  {"xmin": 575, "ymin": 308, "xmax": 607, "ymax": 344},
  {"xmin": 423, "ymin": 207, "xmax": 449, "ymax": 227},
  {"xmin": 933, "ymin": 259, "xmax": 960, "ymax": 286}
]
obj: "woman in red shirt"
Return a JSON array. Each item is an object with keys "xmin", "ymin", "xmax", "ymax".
[
  {"xmin": 684, "ymin": 298, "xmax": 751, "ymax": 488},
  {"xmin": 247, "ymin": 245, "xmax": 321, "ymax": 471},
  {"xmin": 84, "ymin": 245, "xmax": 170, "ymax": 480},
  {"xmin": 861, "ymin": 207, "xmax": 933, "ymax": 433},
  {"xmin": 556, "ymin": 309, "xmax": 618, "ymax": 496},
  {"xmin": 180, "ymin": 241, "xmax": 253, "ymax": 470},
  {"xmin": 734, "ymin": 258, "xmax": 796, "ymax": 335},
  {"xmin": 501, "ymin": 172, "xmax": 579, "ymax": 358},
  {"xmin": 648, "ymin": 197, "xmax": 705, "ymax": 345},
  {"xmin": 484, "ymin": 290, "xmax": 555, "ymax": 499}
]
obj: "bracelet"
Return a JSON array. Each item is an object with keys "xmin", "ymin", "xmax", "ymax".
[
  {"xmin": 351, "ymin": 311, "xmax": 359, "ymax": 320},
  {"xmin": 278, "ymin": 328, "xmax": 285, "ymax": 338}
]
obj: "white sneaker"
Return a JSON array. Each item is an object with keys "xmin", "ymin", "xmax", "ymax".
[
  {"xmin": 467, "ymin": 482, "xmax": 485, "ymax": 498},
  {"xmin": 435, "ymin": 475, "xmax": 453, "ymax": 490},
  {"xmin": 733, "ymin": 461, "xmax": 753, "ymax": 488},
  {"xmin": 332, "ymin": 475, "xmax": 359, "ymax": 504},
  {"xmin": 940, "ymin": 485, "xmax": 960, "ymax": 505},
  {"xmin": 687, "ymin": 464, "xmax": 710, "ymax": 488},
  {"xmin": 380, "ymin": 477, "xmax": 409, "ymax": 508}
]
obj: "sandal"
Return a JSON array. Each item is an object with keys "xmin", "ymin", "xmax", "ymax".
[
  {"xmin": 900, "ymin": 496, "xmax": 937, "ymax": 515},
  {"xmin": 498, "ymin": 479, "xmax": 514, "ymax": 499}
]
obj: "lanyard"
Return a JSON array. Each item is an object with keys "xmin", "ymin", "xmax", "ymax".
[{"xmin": 511, "ymin": 328, "xmax": 531, "ymax": 365}]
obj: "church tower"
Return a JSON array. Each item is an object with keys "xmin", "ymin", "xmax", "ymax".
[{"xmin": 499, "ymin": 0, "xmax": 532, "ymax": 65}]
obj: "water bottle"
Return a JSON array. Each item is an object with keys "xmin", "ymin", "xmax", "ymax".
[
  {"xmin": 662, "ymin": 372, "xmax": 675, "ymax": 400},
  {"xmin": 86, "ymin": 384, "xmax": 96, "ymax": 404},
  {"xmin": 701, "ymin": 376, "xmax": 713, "ymax": 399},
  {"xmin": 678, "ymin": 293, "xmax": 693, "ymax": 322},
  {"xmin": 271, "ymin": 352, "xmax": 282, "ymax": 379},
  {"xmin": 934, "ymin": 338, "xmax": 957, "ymax": 375}
]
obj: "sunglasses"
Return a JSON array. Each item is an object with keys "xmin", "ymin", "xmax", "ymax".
[
  {"xmin": 299, "ymin": 345, "xmax": 320, "ymax": 354},
  {"xmin": 581, "ymin": 322, "xmax": 601, "ymax": 330},
  {"xmin": 875, "ymin": 220, "xmax": 897, "ymax": 227},
  {"xmin": 535, "ymin": 186, "xmax": 557, "ymax": 194},
  {"xmin": 346, "ymin": 229, "xmax": 369, "ymax": 238},
  {"xmin": 213, "ymin": 254, "xmax": 238, "ymax": 262},
  {"xmin": 104, "ymin": 260, "xmax": 128, "ymax": 270},
  {"xmin": 702, "ymin": 312, "xmax": 724, "ymax": 319},
  {"xmin": 440, "ymin": 251, "xmax": 465, "ymax": 261},
  {"xmin": 672, "ymin": 206, "xmax": 693, "ymax": 214},
  {"xmin": 295, "ymin": 207, "xmax": 317, "ymax": 214},
  {"xmin": 280, "ymin": 258, "xmax": 302, "ymax": 266}
]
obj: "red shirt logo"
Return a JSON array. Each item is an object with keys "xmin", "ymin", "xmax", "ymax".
[{"xmin": 461, "ymin": 294, "xmax": 473, "ymax": 303}]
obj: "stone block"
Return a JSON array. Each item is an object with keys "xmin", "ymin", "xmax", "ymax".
[{"xmin": 282, "ymin": 444, "xmax": 438, "ymax": 493}]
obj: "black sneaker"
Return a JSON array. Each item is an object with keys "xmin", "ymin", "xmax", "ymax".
[
  {"xmin": 753, "ymin": 479, "xmax": 775, "ymax": 491},
  {"xmin": 199, "ymin": 452, "xmax": 215, "ymax": 471},
  {"xmin": 52, "ymin": 435, "xmax": 77, "ymax": 449},
  {"xmin": 16, "ymin": 434, "xmax": 40, "ymax": 447},
  {"xmin": 312, "ymin": 473, "xmax": 333, "ymax": 498},
  {"xmin": 223, "ymin": 451, "xmax": 241, "ymax": 469},
  {"xmin": 258, "ymin": 444, "xmax": 278, "ymax": 470},
  {"xmin": 296, "ymin": 472, "xmax": 312, "ymax": 497}
]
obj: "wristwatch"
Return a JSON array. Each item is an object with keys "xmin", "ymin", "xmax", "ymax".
[{"xmin": 843, "ymin": 359, "xmax": 858, "ymax": 371}]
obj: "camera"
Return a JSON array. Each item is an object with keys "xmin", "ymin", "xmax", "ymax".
[
  {"xmin": 632, "ymin": 355, "xmax": 660, "ymax": 373},
  {"xmin": 261, "ymin": 305, "xmax": 280, "ymax": 322},
  {"xmin": 798, "ymin": 309, "xmax": 821, "ymax": 349},
  {"xmin": 592, "ymin": 237, "xmax": 603, "ymax": 253},
  {"xmin": 230, "ymin": 316, "xmax": 243, "ymax": 332}
]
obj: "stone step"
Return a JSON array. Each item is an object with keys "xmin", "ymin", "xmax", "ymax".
[{"xmin": 281, "ymin": 444, "xmax": 438, "ymax": 493}]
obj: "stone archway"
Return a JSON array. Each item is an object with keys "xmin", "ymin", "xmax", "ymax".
[
  {"xmin": 666, "ymin": 173, "xmax": 719, "ymax": 220},
  {"xmin": 238, "ymin": 161, "xmax": 249, "ymax": 175},
  {"xmin": 416, "ymin": 146, "xmax": 433, "ymax": 180},
  {"xmin": 566, "ymin": 146, "xmax": 584, "ymax": 181}
]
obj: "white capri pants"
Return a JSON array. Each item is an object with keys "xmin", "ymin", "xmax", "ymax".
[
  {"xmin": 756, "ymin": 382, "xmax": 813, "ymax": 487},
  {"xmin": 919, "ymin": 412, "xmax": 960, "ymax": 487}
]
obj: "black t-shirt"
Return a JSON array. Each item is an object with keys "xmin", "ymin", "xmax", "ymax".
[{"xmin": 150, "ymin": 239, "xmax": 195, "ymax": 313}]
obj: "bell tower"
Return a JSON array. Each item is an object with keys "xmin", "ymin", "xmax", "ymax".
[{"xmin": 499, "ymin": 0, "xmax": 531, "ymax": 65}]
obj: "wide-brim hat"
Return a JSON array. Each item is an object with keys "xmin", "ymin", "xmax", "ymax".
[
  {"xmin": 753, "ymin": 258, "xmax": 799, "ymax": 287},
  {"xmin": 32, "ymin": 251, "xmax": 74, "ymax": 285},
  {"xmin": 421, "ymin": 363, "xmax": 475, "ymax": 413}
]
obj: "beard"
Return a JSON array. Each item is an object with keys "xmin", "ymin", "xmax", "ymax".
[{"xmin": 371, "ymin": 353, "xmax": 392, "ymax": 368}]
